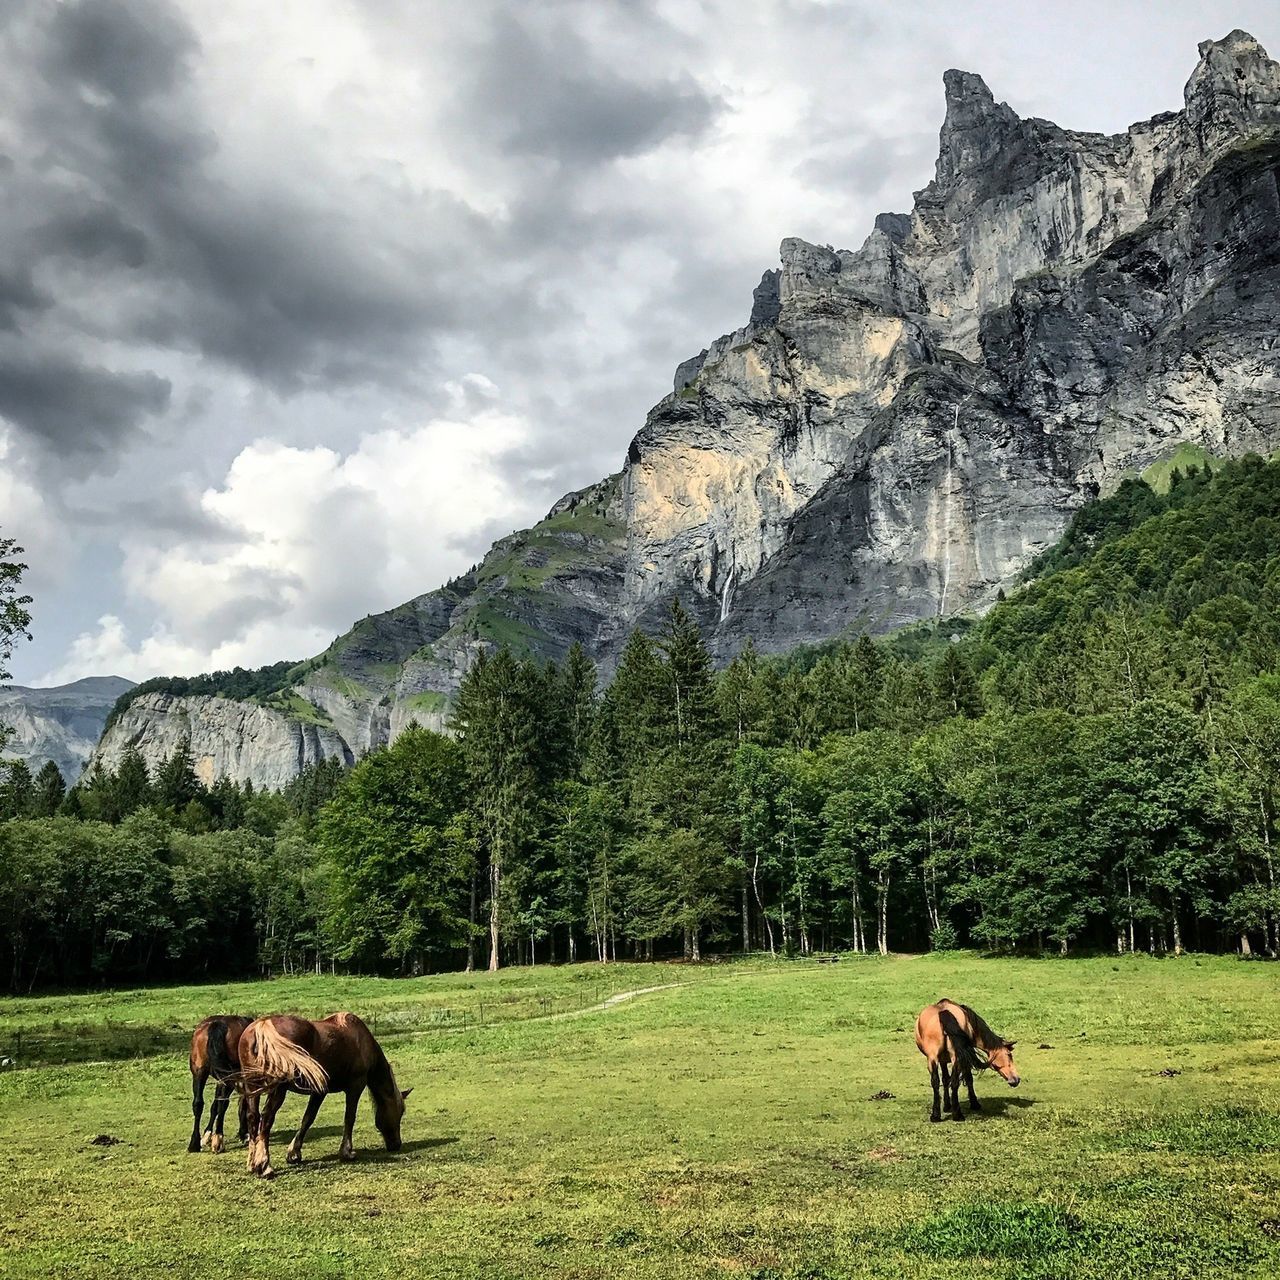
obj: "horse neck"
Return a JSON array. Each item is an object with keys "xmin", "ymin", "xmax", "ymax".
[
  {"xmin": 367, "ymin": 1048, "xmax": 398, "ymax": 1116},
  {"xmin": 966, "ymin": 1008, "xmax": 1002, "ymax": 1053}
]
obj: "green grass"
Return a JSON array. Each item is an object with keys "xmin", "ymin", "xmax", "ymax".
[
  {"xmin": 403, "ymin": 691, "xmax": 449, "ymax": 713},
  {"xmin": 256, "ymin": 691, "xmax": 335, "ymax": 727},
  {"xmin": 1, "ymin": 954, "xmax": 1278, "ymax": 1279},
  {"xmin": 1140, "ymin": 442, "xmax": 1218, "ymax": 493}
]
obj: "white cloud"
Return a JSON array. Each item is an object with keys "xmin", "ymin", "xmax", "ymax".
[{"xmin": 41, "ymin": 398, "xmax": 541, "ymax": 682}]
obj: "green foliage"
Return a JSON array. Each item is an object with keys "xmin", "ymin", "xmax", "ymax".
[
  {"xmin": 104, "ymin": 659, "xmax": 303, "ymax": 730},
  {"xmin": 0, "ymin": 531, "xmax": 32, "ymax": 689},
  {"xmin": 319, "ymin": 726, "xmax": 472, "ymax": 972}
]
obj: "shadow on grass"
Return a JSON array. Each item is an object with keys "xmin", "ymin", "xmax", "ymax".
[
  {"xmin": 975, "ymin": 1095, "xmax": 1036, "ymax": 1117},
  {"xmin": 268, "ymin": 1135, "xmax": 460, "ymax": 1175}
]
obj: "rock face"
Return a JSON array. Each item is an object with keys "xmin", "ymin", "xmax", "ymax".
[
  {"xmin": 91, "ymin": 31, "xmax": 1280, "ymax": 786},
  {"xmin": 0, "ymin": 677, "xmax": 135, "ymax": 782}
]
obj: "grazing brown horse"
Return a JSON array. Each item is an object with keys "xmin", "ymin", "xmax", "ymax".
[
  {"xmin": 237, "ymin": 1012, "xmax": 412, "ymax": 1179},
  {"xmin": 915, "ymin": 999, "xmax": 1019, "ymax": 1122},
  {"xmin": 188, "ymin": 1015, "xmax": 252, "ymax": 1153}
]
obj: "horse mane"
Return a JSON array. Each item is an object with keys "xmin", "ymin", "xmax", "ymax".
[
  {"xmin": 957, "ymin": 1003, "xmax": 1007, "ymax": 1058},
  {"xmin": 241, "ymin": 1018, "xmax": 329, "ymax": 1094},
  {"xmin": 937, "ymin": 1007, "xmax": 985, "ymax": 1073}
]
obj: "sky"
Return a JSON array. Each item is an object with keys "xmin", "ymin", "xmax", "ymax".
[{"xmin": 3, "ymin": 0, "xmax": 1277, "ymax": 687}]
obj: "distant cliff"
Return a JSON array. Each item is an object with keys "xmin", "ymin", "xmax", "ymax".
[
  {"xmin": 91, "ymin": 30, "xmax": 1280, "ymax": 787},
  {"xmin": 1, "ymin": 676, "xmax": 135, "ymax": 782}
]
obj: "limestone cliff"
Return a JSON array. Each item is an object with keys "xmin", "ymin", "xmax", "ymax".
[{"xmin": 91, "ymin": 30, "xmax": 1280, "ymax": 785}]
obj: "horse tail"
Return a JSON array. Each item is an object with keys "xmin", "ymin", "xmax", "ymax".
[
  {"xmin": 938, "ymin": 1007, "xmax": 985, "ymax": 1072},
  {"xmin": 241, "ymin": 1019, "xmax": 329, "ymax": 1094},
  {"xmin": 206, "ymin": 1019, "xmax": 237, "ymax": 1081}
]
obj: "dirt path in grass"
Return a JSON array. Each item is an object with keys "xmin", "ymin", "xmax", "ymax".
[{"xmin": 543, "ymin": 982, "xmax": 685, "ymax": 1021}]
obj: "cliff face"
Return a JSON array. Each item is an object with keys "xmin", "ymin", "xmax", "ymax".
[
  {"xmin": 0, "ymin": 677, "xmax": 135, "ymax": 782},
  {"xmin": 90, "ymin": 30, "xmax": 1280, "ymax": 786}
]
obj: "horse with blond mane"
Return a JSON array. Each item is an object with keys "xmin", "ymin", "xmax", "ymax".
[
  {"xmin": 237, "ymin": 1012, "xmax": 412, "ymax": 1178},
  {"xmin": 915, "ymin": 998, "xmax": 1020, "ymax": 1122}
]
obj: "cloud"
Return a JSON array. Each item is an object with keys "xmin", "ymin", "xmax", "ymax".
[
  {"xmin": 41, "ymin": 397, "xmax": 543, "ymax": 682},
  {"xmin": 455, "ymin": 12, "xmax": 721, "ymax": 165}
]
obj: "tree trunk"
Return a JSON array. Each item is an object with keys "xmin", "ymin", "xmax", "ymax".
[
  {"xmin": 741, "ymin": 880, "xmax": 750, "ymax": 954},
  {"xmin": 750, "ymin": 854, "xmax": 775, "ymax": 955},
  {"xmin": 691, "ymin": 929, "xmax": 701, "ymax": 962},
  {"xmin": 487, "ymin": 858, "xmax": 501, "ymax": 973},
  {"xmin": 876, "ymin": 869, "xmax": 889, "ymax": 956},
  {"xmin": 465, "ymin": 871, "xmax": 477, "ymax": 973},
  {"xmin": 1172, "ymin": 909, "xmax": 1183, "ymax": 956},
  {"xmin": 1241, "ymin": 931, "xmax": 1253, "ymax": 958}
]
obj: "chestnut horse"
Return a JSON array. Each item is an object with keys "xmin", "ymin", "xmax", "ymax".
[
  {"xmin": 237, "ymin": 1012, "xmax": 412, "ymax": 1179},
  {"xmin": 188, "ymin": 1015, "xmax": 252, "ymax": 1153},
  {"xmin": 915, "ymin": 998, "xmax": 1019, "ymax": 1122}
]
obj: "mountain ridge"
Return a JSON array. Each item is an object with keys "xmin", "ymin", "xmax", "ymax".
[
  {"xmin": 90, "ymin": 29, "xmax": 1280, "ymax": 787},
  {"xmin": 1, "ymin": 676, "xmax": 136, "ymax": 782}
]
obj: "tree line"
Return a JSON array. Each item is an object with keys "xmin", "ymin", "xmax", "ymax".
[{"xmin": 2, "ymin": 455, "xmax": 1280, "ymax": 990}]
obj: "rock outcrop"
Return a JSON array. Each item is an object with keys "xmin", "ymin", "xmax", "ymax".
[
  {"xmin": 90, "ymin": 30, "xmax": 1280, "ymax": 786},
  {"xmin": 0, "ymin": 676, "xmax": 135, "ymax": 782}
]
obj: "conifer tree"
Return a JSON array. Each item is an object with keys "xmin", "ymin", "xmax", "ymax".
[{"xmin": 30, "ymin": 761, "xmax": 66, "ymax": 818}]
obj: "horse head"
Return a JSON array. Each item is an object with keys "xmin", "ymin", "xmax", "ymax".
[
  {"xmin": 375, "ymin": 1084, "xmax": 413, "ymax": 1151},
  {"xmin": 986, "ymin": 1040, "xmax": 1020, "ymax": 1087}
]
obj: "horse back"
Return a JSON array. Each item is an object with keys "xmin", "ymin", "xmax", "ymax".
[
  {"xmin": 251, "ymin": 1012, "xmax": 382, "ymax": 1090},
  {"xmin": 189, "ymin": 1015, "xmax": 252, "ymax": 1075}
]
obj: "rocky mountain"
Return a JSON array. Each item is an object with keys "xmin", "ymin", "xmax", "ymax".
[
  {"xmin": 92, "ymin": 30, "xmax": 1280, "ymax": 787},
  {"xmin": 1, "ymin": 676, "xmax": 135, "ymax": 783}
]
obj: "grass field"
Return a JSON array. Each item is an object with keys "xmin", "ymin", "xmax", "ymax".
[{"xmin": 1, "ymin": 953, "xmax": 1278, "ymax": 1279}]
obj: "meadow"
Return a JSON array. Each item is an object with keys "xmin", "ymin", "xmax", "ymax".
[{"xmin": 0, "ymin": 953, "xmax": 1277, "ymax": 1279}]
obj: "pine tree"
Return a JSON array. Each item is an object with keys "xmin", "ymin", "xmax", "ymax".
[
  {"xmin": 30, "ymin": 761, "xmax": 66, "ymax": 817},
  {"xmin": 452, "ymin": 648, "xmax": 543, "ymax": 971},
  {"xmin": 155, "ymin": 735, "xmax": 204, "ymax": 812},
  {"xmin": 934, "ymin": 645, "xmax": 982, "ymax": 719},
  {"xmin": 113, "ymin": 747, "xmax": 153, "ymax": 818},
  {"xmin": 0, "ymin": 758, "xmax": 33, "ymax": 818}
]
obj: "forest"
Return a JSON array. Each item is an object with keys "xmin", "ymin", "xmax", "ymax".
[{"xmin": 2, "ymin": 454, "xmax": 1279, "ymax": 991}]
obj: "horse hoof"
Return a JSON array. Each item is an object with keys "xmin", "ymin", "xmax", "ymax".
[
  {"xmin": 929, "ymin": 1114, "xmax": 942, "ymax": 1123},
  {"xmin": 286, "ymin": 1150, "xmax": 302, "ymax": 1165},
  {"xmin": 210, "ymin": 1134, "xmax": 225, "ymax": 1154},
  {"xmin": 260, "ymin": 1165, "xmax": 275, "ymax": 1180},
  {"xmin": 952, "ymin": 1112, "xmax": 965, "ymax": 1122},
  {"xmin": 201, "ymin": 1131, "xmax": 213, "ymax": 1149},
  {"xmin": 339, "ymin": 1148, "xmax": 356, "ymax": 1162},
  {"xmin": 188, "ymin": 1141, "xmax": 202, "ymax": 1154}
]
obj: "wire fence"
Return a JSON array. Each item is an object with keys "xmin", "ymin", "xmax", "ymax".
[{"xmin": 0, "ymin": 982, "xmax": 611, "ymax": 1071}]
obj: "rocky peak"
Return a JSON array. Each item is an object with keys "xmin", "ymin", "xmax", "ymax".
[
  {"xmin": 1183, "ymin": 30, "xmax": 1280, "ymax": 154},
  {"xmin": 934, "ymin": 68, "xmax": 1022, "ymax": 187}
]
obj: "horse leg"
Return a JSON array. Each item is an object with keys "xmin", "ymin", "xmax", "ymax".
[
  {"xmin": 237, "ymin": 1090, "xmax": 250, "ymax": 1142},
  {"xmin": 964, "ymin": 1063, "xmax": 983, "ymax": 1114},
  {"xmin": 929, "ymin": 1059, "xmax": 942, "ymax": 1122},
  {"xmin": 252, "ymin": 1084, "xmax": 287, "ymax": 1179},
  {"xmin": 209, "ymin": 1081, "xmax": 232, "ymax": 1153},
  {"xmin": 338, "ymin": 1087, "xmax": 361, "ymax": 1161},
  {"xmin": 286, "ymin": 1093, "xmax": 325, "ymax": 1165},
  {"xmin": 189, "ymin": 1067, "xmax": 207, "ymax": 1153},
  {"xmin": 950, "ymin": 1055, "xmax": 965, "ymax": 1121},
  {"xmin": 244, "ymin": 1090, "xmax": 262, "ymax": 1172}
]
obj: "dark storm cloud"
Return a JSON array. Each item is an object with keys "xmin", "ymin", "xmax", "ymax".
[
  {"xmin": 0, "ymin": 350, "xmax": 170, "ymax": 455},
  {"xmin": 461, "ymin": 15, "xmax": 721, "ymax": 165},
  {"xmin": 34, "ymin": 203, "xmax": 150, "ymax": 269},
  {"xmin": 42, "ymin": 0, "xmax": 198, "ymax": 103},
  {"xmin": 0, "ymin": 0, "xmax": 521, "ymax": 465}
]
